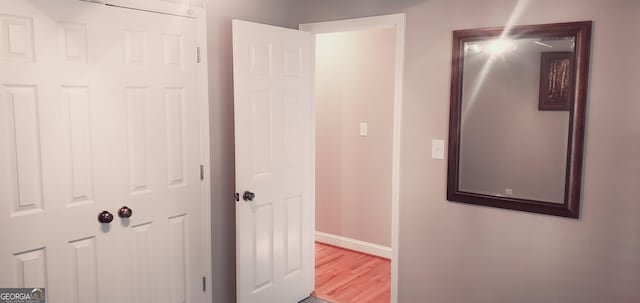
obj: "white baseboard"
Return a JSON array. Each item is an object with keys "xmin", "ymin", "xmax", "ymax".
[{"xmin": 315, "ymin": 231, "xmax": 392, "ymax": 259}]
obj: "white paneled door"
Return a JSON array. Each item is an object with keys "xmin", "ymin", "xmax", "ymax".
[
  {"xmin": 233, "ymin": 20, "xmax": 314, "ymax": 303},
  {"xmin": 0, "ymin": 1, "xmax": 205, "ymax": 302}
]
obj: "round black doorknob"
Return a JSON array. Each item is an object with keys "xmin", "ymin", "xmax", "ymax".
[
  {"xmin": 243, "ymin": 191, "xmax": 255, "ymax": 202},
  {"xmin": 118, "ymin": 206, "xmax": 133, "ymax": 218},
  {"xmin": 98, "ymin": 211, "xmax": 114, "ymax": 224}
]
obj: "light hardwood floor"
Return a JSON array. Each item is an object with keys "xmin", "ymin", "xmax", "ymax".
[{"xmin": 313, "ymin": 242, "xmax": 390, "ymax": 303}]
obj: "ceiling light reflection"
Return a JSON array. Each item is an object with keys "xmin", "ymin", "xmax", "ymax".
[{"xmin": 485, "ymin": 38, "xmax": 517, "ymax": 55}]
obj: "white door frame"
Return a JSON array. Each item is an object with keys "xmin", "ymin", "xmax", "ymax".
[
  {"xmin": 195, "ymin": 7, "xmax": 213, "ymax": 303},
  {"xmin": 80, "ymin": 1, "xmax": 213, "ymax": 301},
  {"xmin": 300, "ymin": 13, "xmax": 406, "ymax": 303}
]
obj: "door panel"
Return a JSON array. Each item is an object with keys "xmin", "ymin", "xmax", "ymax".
[
  {"xmin": 233, "ymin": 20, "xmax": 314, "ymax": 303},
  {"xmin": 0, "ymin": 1, "xmax": 204, "ymax": 302},
  {"xmin": 68, "ymin": 236, "xmax": 99, "ymax": 303},
  {"xmin": 3, "ymin": 85, "xmax": 42, "ymax": 214}
]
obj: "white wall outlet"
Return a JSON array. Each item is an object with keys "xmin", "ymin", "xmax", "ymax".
[
  {"xmin": 359, "ymin": 122, "xmax": 368, "ymax": 137},
  {"xmin": 432, "ymin": 139, "xmax": 445, "ymax": 159},
  {"xmin": 505, "ymin": 188, "xmax": 513, "ymax": 195}
]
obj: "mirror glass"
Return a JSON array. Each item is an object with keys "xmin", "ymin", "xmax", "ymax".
[
  {"xmin": 459, "ymin": 36, "xmax": 574, "ymax": 203},
  {"xmin": 447, "ymin": 21, "xmax": 592, "ymax": 218}
]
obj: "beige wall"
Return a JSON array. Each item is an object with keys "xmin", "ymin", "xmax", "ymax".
[
  {"xmin": 204, "ymin": 1, "xmax": 294, "ymax": 302},
  {"xmin": 315, "ymin": 29, "xmax": 396, "ymax": 247},
  {"xmin": 459, "ymin": 47, "xmax": 569, "ymax": 203},
  {"xmin": 284, "ymin": 0, "xmax": 640, "ymax": 302}
]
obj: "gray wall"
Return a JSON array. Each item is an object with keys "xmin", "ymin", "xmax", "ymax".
[
  {"xmin": 284, "ymin": 0, "xmax": 640, "ymax": 302},
  {"xmin": 459, "ymin": 47, "xmax": 569, "ymax": 203},
  {"xmin": 204, "ymin": 1, "xmax": 294, "ymax": 302},
  {"xmin": 315, "ymin": 29, "xmax": 395, "ymax": 247}
]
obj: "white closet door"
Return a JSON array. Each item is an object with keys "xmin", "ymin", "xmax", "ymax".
[{"xmin": 0, "ymin": 1, "xmax": 204, "ymax": 302}]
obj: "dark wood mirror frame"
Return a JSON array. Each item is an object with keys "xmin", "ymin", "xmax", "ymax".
[{"xmin": 447, "ymin": 21, "xmax": 592, "ymax": 218}]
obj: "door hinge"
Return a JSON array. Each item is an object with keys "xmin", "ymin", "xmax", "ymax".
[
  {"xmin": 196, "ymin": 46, "xmax": 201, "ymax": 63},
  {"xmin": 202, "ymin": 276, "xmax": 206, "ymax": 292},
  {"xmin": 200, "ymin": 165, "xmax": 204, "ymax": 181},
  {"xmin": 235, "ymin": 193, "xmax": 240, "ymax": 202}
]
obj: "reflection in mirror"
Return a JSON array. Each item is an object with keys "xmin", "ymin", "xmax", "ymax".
[
  {"xmin": 447, "ymin": 21, "xmax": 592, "ymax": 218},
  {"xmin": 459, "ymin": 37, "xmax": 575, "ymax": 203}
]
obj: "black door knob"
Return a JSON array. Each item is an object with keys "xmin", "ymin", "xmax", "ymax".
[
  {"xmin": 242, "ymin": 191, "xmax": 255, "ymax": 201},
  {"xmin": 118, "ymin": 206, "xmax": 133, "ymax": 218},
  {"xmin": 98, "ymin": 211, "xmax": 114, "ymax": 223}
]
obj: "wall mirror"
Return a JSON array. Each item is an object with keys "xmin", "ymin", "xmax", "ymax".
[{"xmin": 447, "ymin": 21, "xmax": 592, "ymax": 218}]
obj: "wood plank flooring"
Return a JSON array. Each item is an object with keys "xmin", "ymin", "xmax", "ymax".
[{"xmin": 313, "ymin": 242, "xmax": 390, "ymax": 303}]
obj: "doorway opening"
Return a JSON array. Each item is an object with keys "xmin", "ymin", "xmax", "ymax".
[{"xmin": 301, "ymin": 14, "xmax": 405, "ymax": 303}]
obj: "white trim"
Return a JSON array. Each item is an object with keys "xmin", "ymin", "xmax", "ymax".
[
  {"xmin": 309, "ymin": 29, "xmax": 318, "ymax": 295},
  {"xmin": 194, "ymin": 7, "xmax": 213, "ymax": 303},
  {"xmin": 316, "ymin": 232, "xmax": 392, "ymax": 259},
  {"xmin": 300, "ymin": 14, "xmax": 405, "ymax": 33},
  {"xmin": 300, "ymin": 14, "xmax": 405, "ymax": 303}
]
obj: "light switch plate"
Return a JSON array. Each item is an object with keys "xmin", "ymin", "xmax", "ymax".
[
  {"xmin": 432, "ymin": 139, "xmax": 445, "ymax": 159},
  {"xmin": 359, "ymin": 122, "xmax": 368, "ymax": 137}
]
